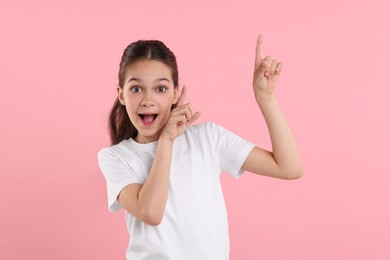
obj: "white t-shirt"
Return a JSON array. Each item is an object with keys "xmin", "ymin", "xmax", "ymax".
[{"xmin": 98, "ymin": 122, "xmax": 255, "ymax": 260}]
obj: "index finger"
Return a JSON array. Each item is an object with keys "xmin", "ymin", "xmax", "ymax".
[
  {"xmin": 255, "ymin": 34, "xmax": 263, "ymax": 67},
  {"xmin": 176, "ymin": 85, "xmax": 187, "ymax": 107}
]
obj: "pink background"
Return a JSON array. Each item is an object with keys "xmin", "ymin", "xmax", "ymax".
[{"xmin": 1, "ymin": 0, "xmax": 389, "ymax": 259}]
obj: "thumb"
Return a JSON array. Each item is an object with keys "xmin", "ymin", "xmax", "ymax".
[
  {"xmin": 259, "ymin": 60, "xmax": 267, "ymax": 75},
  {"xmin": 256, "ymin": 60, "xmax": 267, "ymax": 77}
]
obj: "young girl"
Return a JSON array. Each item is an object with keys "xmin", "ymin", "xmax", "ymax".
[{"xmin": 98, "ymin": 35, "xmax": 303, "ymax": 260}]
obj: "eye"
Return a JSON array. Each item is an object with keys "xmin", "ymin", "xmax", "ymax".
[
  {"xmin": 130, "ymin": 85, "xmax": 142, "ymax": 93},
  {"xmin": 157, "ymin": 86, "xmax": 167, "ymax": 93}
]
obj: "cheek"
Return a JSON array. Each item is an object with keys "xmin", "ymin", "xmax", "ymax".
[
  {"xmin": 124, "ymin": 106, "xmax": 134, "ymax": 119},
  {"xmin": 156, "ymin": 95, "xmax": 173, "ymax": 107},
  {"xmin": 159, "ymin": 101, "xmax": 173, "ymax": 118},
  {"xmin": 124, "ymin": 101, "xmax": 137, "ymax": 117},
  {"xmin": 164, "ymin": 98, "xmax": 176, "ymax": 111},
  {"xmin": 124, "ymin": 95, "xmax": 138, "ymax": 108}
]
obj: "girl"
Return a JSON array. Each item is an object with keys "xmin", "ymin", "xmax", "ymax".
[{"xmin": 98, "ymin": 35, "xmax": 303, "ymax": 260}]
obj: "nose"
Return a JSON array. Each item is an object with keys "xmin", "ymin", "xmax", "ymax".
[{"xmin": 140, "ymin": 92, "xmax": 155, "ymax": 107}]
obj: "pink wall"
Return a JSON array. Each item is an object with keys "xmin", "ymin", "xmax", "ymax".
[{"xmin": 1, "ymin": 0, "xmax": 389, "ymax": 259}]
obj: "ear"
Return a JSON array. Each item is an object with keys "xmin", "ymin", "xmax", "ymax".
[
  {"xmin": 172, "ymin": 86, "xmax": 180, "ymax": 104},
  {"xmin": 117, "ymin": 86, "xmax": 125, "ymax": 105}
]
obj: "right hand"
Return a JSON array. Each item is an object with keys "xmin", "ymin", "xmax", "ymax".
[{"xmin": 161, "ymin": 85, "xmax": 201, "ymax": 142}]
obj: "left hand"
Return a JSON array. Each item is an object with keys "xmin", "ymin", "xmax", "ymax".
[{"xmin": 253, "ymin": 34, "xmax": 283, "ymax": 96}]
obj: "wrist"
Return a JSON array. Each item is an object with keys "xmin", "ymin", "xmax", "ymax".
[
  {"xmin": 158, "ymin": 131, "xmax": 176, "ymax": 144},
  {"xmin": 255, "ymin": 92, "xmax": 276, "ymax": 104}
]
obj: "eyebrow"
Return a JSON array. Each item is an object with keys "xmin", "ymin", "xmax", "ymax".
[{"xmin": 127, "ymin": 77, "xmax": 171, "ymax": 84}]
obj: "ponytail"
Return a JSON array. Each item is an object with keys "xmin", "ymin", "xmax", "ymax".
[{"xmin": 108, "ymin": 98, "xmax": 137, "ymax": 145}]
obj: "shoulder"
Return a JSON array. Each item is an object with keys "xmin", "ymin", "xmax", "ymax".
[
  {"xmin": 179, "ymin": 121, "xmax": 214, "ymax": 141},
  {"xmin": 185, "ymin": 121, "xmax": 222, "ymax": 135},
  {"xmin": 98, "ymin": 139, "xmax": 132, "ymax": 162},
  {"xmin": 187, "ymin": 121, "xmax": 234, "ymax": 139},
  {"xmin": 176, "ymin": 121, "xmax": 228, "ymax": 148}
]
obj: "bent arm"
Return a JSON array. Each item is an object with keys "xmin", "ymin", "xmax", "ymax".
[
  {"xmin": 243, "ymin": 35, "xmax": 303, "ymax": 180},
  {"xmin": 118, "ymin": 87, "xmax": 200, "ymax": 226},
  {"xmin": 242, "ymin": 95, "xmax": 303, "ymax": 180},
  {"xmin": 118, "ymin": 138, "xmax": 173, "ymax": 226}
]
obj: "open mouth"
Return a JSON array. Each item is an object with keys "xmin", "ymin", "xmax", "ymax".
[{"xmin": 139, "ymin": 114, "xmax": 158, "ymax": 126}]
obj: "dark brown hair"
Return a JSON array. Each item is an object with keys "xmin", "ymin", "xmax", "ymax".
[{"xmin": 108, "ymin": 40, "xmax": 179, "ymax": 145}]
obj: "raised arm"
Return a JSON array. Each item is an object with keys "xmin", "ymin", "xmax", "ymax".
[
  {"xmin": 118, "ymin": 86, "xmax": 201, "ymax": 225},
  {"xmin": 242, "ymin": 35, "xmax": 303, "ymax": 180}
]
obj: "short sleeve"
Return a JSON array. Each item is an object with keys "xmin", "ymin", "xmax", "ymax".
[
  {"xmin": 207, "ymin": 122, "xmax": 255, "ymax": 179},
  {"xmin": 98, "ymin": 148, "xmax": 141, "ymax": 212}
]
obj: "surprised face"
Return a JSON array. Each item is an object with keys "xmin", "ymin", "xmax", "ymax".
[{"xmin": 117, "ymin": 59, "xmax": 179, "ymax": 144}]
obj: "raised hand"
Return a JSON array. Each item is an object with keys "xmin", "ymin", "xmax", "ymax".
[
  {"xmin": 253, "ymin": 34, "xmax": 283, "ymax": 97},
  {"xmin": 161, "ymin": 85, "xmax": 201, "ymax": 142}
]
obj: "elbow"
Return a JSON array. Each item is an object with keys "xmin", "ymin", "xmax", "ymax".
[
  {"xmin": 284, "ymin": 167, "xmax": 304, "ymax": 180},
  {"xmin": 144, "ymin": 218, "xmax": 163, "ymax": 227},
  {"xmin": 139, "ymin": 208, "xmax": 164, "ymax": 226}
]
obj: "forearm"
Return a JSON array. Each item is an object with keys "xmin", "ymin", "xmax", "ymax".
[
  {"xmin": 256, "ymin": 93, "xmax": 303, "ymax": 178},
  {"xmin": 138, "ymin": 137, "xmax": 173, "ymax": 224}
]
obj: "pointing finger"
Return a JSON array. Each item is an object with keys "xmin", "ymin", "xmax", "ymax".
[
  {"xmin": 176, "ymin": 85, "xmax": 187, "ymax": 107},
  {"xmin": 255, "ymin": 34, "xmax": 264, "ymax": 68}
]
